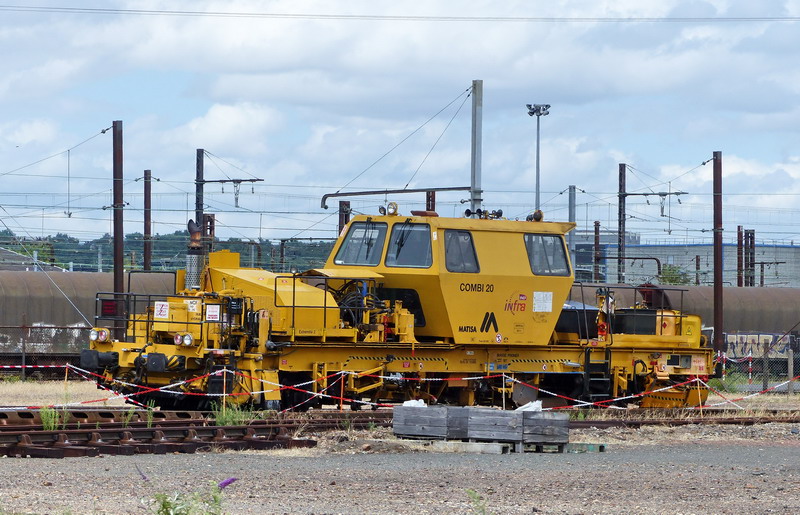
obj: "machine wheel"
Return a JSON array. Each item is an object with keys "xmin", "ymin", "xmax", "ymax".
[{"xmin": 279, "ymin": 372, "xmax": 317, "ymax": 411}]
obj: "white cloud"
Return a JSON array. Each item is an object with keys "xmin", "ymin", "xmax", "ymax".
[
  {"xmin": 1, "ymin": 119, "xmax": 58, "ymax": 147},
  {"xmin": 162, "ymin": 102, "xmax": 283, "ymax": 155},
  {"xmin": 0, "ymin": 0, "xmax": 798, "ymax": 241}
]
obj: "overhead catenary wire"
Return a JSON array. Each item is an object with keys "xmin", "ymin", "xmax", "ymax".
[
  {"xmin": 625, "ymin": 164, "xmax": 657, "ymax": 195},
  {"xmin": 403, "ymin": 86, "xmax": 472, "ymax": 188},
  {"xmin": 203, "ymin": 150, "xmax": 261, "ymax": 181},
  {"xmin": 288, "ymin": 212, "xmax": 337, "ymax": 239},
  {"xmin": 0, "ymin": 126, "xmax": 111, "ymax": 179},
  {"xmin": 203, "ymin": 151, "xmax": 233, "ymax": 182},
  {"xmin": 1, "ymin": 6, "xmax": 798, "ymax": 23},
  {"xmin": 3, "ymin": 137, "xmax": 798, "ymax": 243},
  {"xmin": 335, "ymin": 85, "xmax": 472, "ymax": 193}
]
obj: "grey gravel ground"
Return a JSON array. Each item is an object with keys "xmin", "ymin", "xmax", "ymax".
[{"xmin": 2, "ymin": 424, "xmax": 800, "ymax": 514}]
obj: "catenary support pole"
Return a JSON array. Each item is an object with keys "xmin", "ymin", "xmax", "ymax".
[
  {"xmin": 196, "ymin": 149, "xmax": 204, "ymax": 225},
  {"xmin": 470, "ymin": 80, "xmax": 483, "ymax": 215},
  {"xmin": 713, "ymin": 151, "xmax": 724, "ymax": 353},
  {"xmin": 568, "ymin": 185, "xmax": 576, "ymax": 266},
  {"xmin": 737, "ymin": 225, "xmax": 743, "ymax": 287},
  {"xmin": 144, "ymin": 169, "xmax": 152, "ymax": 270},
  {"xmin": 695, "ymin": 255, "xmax": 701, "ymax": 285},
  {"xmin": 112, "ymin": 120, "xmax": 125, "ymax": 339},
  {"xmin": 618, "ymin": 163, "xmax": 626, "ymax": 284},
  {"xmin": 593, "ymin": 221, "xmax": 601, "ymax": 282}
]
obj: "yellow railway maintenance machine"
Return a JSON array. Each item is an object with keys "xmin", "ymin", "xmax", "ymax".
[{"xmin": 82, "ymin": 203, "xmax": 714, "ymax": 410}]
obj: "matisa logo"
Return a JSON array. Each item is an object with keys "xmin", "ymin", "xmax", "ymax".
[
  {"xmin": 504, "ymin": 292, "xmax": 527, "ymax": 314},
  {"xmin": 480, "ymin": 312, "xmax": 498, "ymax": 333},
  {"xmin": 458, "ymin": 311, "xmax": 498, "ymax": 333},
  {"xmin": 458, "ymin": 311, "xmax": 499, "ymax": 333}
]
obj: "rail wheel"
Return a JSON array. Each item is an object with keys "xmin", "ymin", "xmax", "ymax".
[{"xmin": 279, "ymin": 372, "xmax": 320, "ymax": 411}]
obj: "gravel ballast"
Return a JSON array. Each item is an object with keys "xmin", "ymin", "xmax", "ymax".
[{"xmin": 1, "ymin": 424, "xmax": 800, "ymax": 514}]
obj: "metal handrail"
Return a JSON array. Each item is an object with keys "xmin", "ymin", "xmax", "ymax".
[{"xmin": 271, "ymin": 274, "xmax": 379, "ymax": 336}]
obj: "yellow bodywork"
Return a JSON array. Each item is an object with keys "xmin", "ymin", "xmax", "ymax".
[{"xmin": 87, "ymin": 208, "xmax": 714, "ymax": 410}]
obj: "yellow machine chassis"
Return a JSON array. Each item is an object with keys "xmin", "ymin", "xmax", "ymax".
[
  {"xmin": 85, "ymin": 207, "xmax": 715, "ymax": 411},
  {"xmin": 94, "ymin": 335, "xmax": 712, "ymax": 409}
]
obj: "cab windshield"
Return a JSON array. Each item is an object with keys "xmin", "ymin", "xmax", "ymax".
[
  {"xmin": 385, "ymin": 222, "xmax": 432, "ymax": 268},
  {"xmin": 524, "ymin": 233, "xmax": 570, "ymax": 276},
  {"xmin": 334, "ymin": 221, "xmax": 388, "ymax": 266}
]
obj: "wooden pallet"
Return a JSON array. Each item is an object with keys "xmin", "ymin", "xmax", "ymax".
[{"xmin": 393, "ymin": 406, "xmax": 570, "ymax": 448}]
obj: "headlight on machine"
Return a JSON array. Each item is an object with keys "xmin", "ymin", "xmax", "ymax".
[
  {"xmin": 89, "ymin": 328, "xmax": 110, "ymax": 342},
  {"xmin": 173, "ymin": 333, "xmax": 194, "ymax": 346}
]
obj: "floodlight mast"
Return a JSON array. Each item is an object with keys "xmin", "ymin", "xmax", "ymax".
[{"xmin": 526, "ymin": 103, "xmax": 550, "ymax": 211}]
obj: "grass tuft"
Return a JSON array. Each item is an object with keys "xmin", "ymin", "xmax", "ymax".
[
  {"xmin": 211, "ymin": 401, "xmax": 253, "ymax": 426},
  {"xmin": 145, "ymin": 399, "xmax": 157, "ymax": 428},
  {"xmin": 40, "ymin": 406, "xmax": 61, "ymax": 431},
  {"xmin": 145, "ymin": 477, "xmax": 237, "ymax": 514},
  {"xmin": 466, "ymin": 488, "xmax": 493, "ymax": 515},
  {"xmin": 121, "ymin": 406, "xmax": 137, "ymax": 428}
]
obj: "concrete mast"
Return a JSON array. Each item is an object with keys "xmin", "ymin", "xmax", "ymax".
[{"xmin": 470, "ymin": 79, "xmax": 483, "ymax": 215}]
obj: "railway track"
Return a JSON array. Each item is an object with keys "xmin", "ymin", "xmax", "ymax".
[
  {"xmin": 2, "ymin": 406, "xmax": 797, "ymax": 458},
  {"xmin": 567, "ymin": 407, "xmax": 800, "ymax": 428},
  {"xmin": 570, "ymin": 415, "xmax": 800, "ymax": 429},
  {"xmin": 0, "ymin": 408, "xmax": 393, "ymax": 458}
]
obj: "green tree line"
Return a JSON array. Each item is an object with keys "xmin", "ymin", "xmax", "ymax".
[{"xmin": 0, "ymin": 228, "xmax": 334, "ymax": 273}]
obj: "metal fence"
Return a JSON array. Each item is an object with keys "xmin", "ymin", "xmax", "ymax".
[
  {"xmin": 716, "ymin": 332, "xmax": 799, "ymax": 396},
  {"xmin": 0, "ymin": 325, "xmax": 88, "ymax": 379},
  {"xmin": 0, "ymin": 325, "xmax": 89, "ymax": 354}
]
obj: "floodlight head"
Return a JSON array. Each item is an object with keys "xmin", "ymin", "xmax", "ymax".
[
  {"xmin": 537, "ymin": 104, "xmax": 551, "ymax": 116},
  {"xmin": 527, "ymin": 103, "xmax": 551, "ymax": 117}
]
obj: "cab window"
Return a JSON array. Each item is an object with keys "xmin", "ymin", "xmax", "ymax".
[
  {"xmin": 444, "ymin": 230, "xmax": 479, "ymax": 273},
  {"xmin": 524, "ymin": 233, "xmax": 570, "ymax": 276},
  {"xmin": 385, "ymin": 222, "xmax": 432, "ymax": 268},
  {"xmin": 334, "ymin": 221, "xmax": 388, "ymax": 266}
]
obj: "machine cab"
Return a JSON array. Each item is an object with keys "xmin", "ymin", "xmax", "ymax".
[{"xmin": 324, "ymin": 204, "xmax": 575, "ymax": 345}]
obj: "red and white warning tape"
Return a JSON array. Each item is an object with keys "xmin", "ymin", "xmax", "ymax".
[
  {"xmin": 4, "ymin": 363, "xmax": 800, "ymax": 411},
  {"xmin": 502, "ymin": 374, "xmax": 701, "ymax": 410},
  {"xmin": 0, "ymin": 365, "xmax": 68, "ymax": 369}
]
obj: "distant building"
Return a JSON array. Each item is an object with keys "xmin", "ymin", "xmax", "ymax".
[
  {"xmin": 570, "ymin": 232, "xmax": 800, "ymax": 287},
  {"xmin": 571, "ymin": 229, "xmax": 640, "ymax": 283}
]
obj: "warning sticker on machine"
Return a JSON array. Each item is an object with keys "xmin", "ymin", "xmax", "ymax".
[
  {"xmin": 532, "ymin": 291, "xmax": 553, "ymax": 312},
  {"xmin": 692, "ymin": 356, "xmax": 706, "ymax": 372},
  {"xmin": 154, "ymin": 301, "xmax": 169, "ymax": 319},
  {"xmin": 206, "ymin": 304, "xmax": 221, "ymax": 322}
]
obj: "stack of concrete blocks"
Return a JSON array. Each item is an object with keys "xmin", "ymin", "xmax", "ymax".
[{"xmin": 393, "ymin": 406, "xmax": 569, "ymax": 452}]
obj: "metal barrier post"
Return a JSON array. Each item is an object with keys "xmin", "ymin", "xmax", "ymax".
[
  {"xmin": 762, "ymin": 340, "xmax": 769, "ymax": 392},
  {"xmin": 789, "ymin": 349, "xmax": 795, "ymax": 396},
  {"xmin": 20, "ymin": 327, "xmax": 26, "ymax": 382}
]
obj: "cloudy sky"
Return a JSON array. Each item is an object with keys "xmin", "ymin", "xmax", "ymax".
[{"xmin": 1, "ymin": 0, "xmax": 799, "ymax": 249}]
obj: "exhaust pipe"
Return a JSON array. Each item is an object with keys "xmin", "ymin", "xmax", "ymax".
[{"xmin": 185, "ymin": 219, "xmax": 203, "ymax": 290}]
